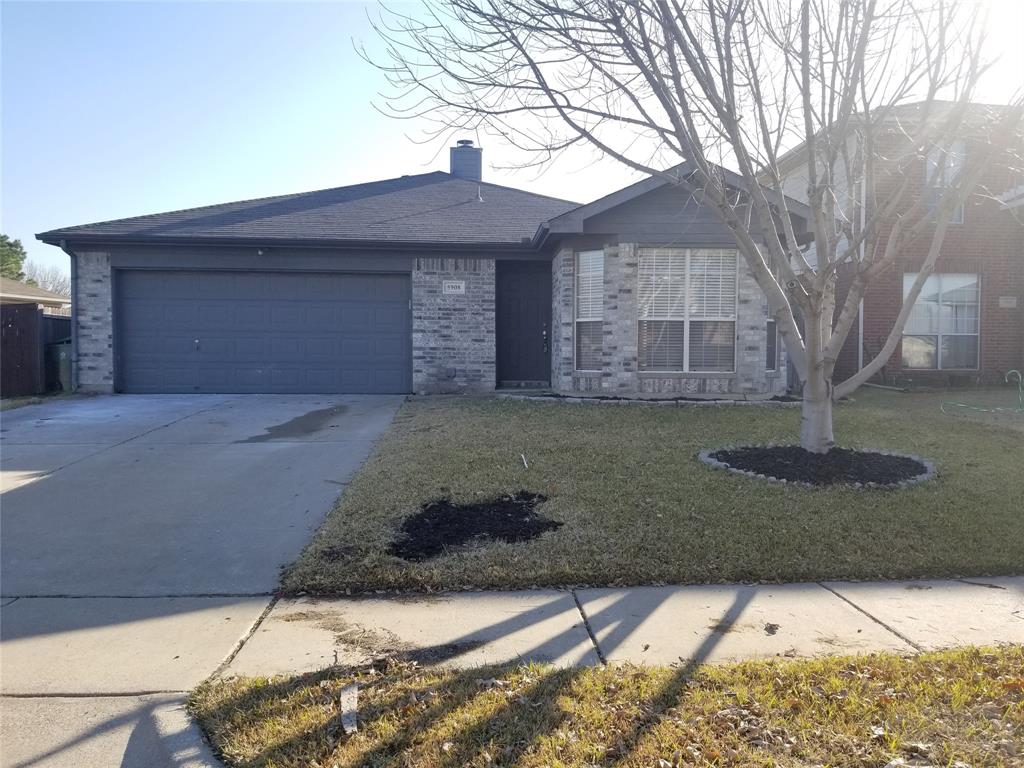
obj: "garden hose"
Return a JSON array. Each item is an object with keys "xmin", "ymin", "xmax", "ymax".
[{"xmin": 939, "ymin": 370, "xmax": 1024, "ymax": 416}]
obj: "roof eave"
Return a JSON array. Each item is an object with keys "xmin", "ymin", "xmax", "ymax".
[{"xmin": 37, "ymin": 232, "xmax": 541, "ymax": 253}]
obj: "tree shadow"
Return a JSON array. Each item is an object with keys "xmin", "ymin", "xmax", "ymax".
[{"xmin": 189, "ymin": 588, "xmax": 754, "ymax": 766}]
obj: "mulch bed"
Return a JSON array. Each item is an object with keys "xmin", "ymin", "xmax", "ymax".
[
  {"xmin": 705, "ymin": 445, "xmax": 932, "ymax": 487},
  {"xmin": 389, "ymin": 492, "xmax": 562, "ymax": 561}
]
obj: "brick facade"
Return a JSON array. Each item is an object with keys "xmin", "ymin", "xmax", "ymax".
[
  {"xmin": 74, "ymin": 250, "xmax": 115, "ymax": 393},
  {"xmin": 551, "ymin": 241, "xmax": 787, "ymax": 396},
  {"xmin": 411, "ymin": 257, "xmax": 496, "ymax": 394},
  {"xmin": 834, "ymin": 146, "xmax": 1024, "ymax": 385}
]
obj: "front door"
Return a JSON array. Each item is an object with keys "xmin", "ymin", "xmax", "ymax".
[{"xmin": 496, "ymin": 261, "xmax": 552, "ymax": 387}]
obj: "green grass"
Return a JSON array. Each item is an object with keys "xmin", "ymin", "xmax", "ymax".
[
  {"xmin": 190, "ymin": 645, "xmax": 1024, "ymax": 768},
  {"xmin": 283, "ymin": 387, "xmax": 1024, "ymax": 594}
]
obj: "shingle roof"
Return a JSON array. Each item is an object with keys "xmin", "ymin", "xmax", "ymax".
[
  {"xmin": 37, "ymin": 172, "xmax": 579, "ymax": 247},
  {"xmin": 0, "ymin": 277, "xmax": 70, "ymax": 305}
]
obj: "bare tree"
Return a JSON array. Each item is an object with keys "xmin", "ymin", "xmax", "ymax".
[
  {"xmin": 24, "ymin": 260, "xmax": 71, "ymax": 297},
  {"xmin": 368, "ymin": 0, "xmax": 1022, "ymax": 452}
]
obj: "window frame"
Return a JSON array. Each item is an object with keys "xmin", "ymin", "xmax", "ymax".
[
  {"xmin": 925, "ymin": 140, "xmax": 966, "ymax": 225},
  {"xmin": 636, "ymin": 247, "xmax": 738, "ymax": 374},
  {"xmin": 765, "ymin": 319, "xmax": 779, "ymax": 372},
  {"xmin": 901, "ymin": 272, "xmax": 980, "ymax": 371},
  {"xmin": 574, "ymin": 250, "xmax": 604, "ymax": 372}
]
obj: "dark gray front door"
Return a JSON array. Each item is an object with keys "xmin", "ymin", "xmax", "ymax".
[
  {"xmin": 495, "ymin": 261, "xmax": 552, "ymax": 387},
  {"xmin": 116, "ymin": 270, "xmax": 411, "ymax": 393}
]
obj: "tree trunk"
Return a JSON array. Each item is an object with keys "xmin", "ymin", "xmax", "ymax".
[{"xmin": 800, "ymin": 376, "xmax": 835, "ymax": 454}]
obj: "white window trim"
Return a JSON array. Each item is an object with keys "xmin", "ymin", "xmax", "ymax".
[
  {"xmin": 574, "ymin": 250, "xmax": 604, "ymax": 372},
  {"xmin": 901, "ymin": 272, "xmax": 981, "ymax": 371},
  {"xmin": 637, "ymin": 248, "xmax": 738, "ymax": 374}
]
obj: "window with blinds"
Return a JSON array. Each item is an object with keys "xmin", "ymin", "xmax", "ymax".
[
  {"xmin": 638, "ymin": 247, "xmax": 737, "ymax": 372},
  {"xmin": 575, "ymin": 251, "xmax": 604, "ymax": 371}
]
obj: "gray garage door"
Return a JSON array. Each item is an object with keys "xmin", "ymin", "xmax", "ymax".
[{"xmin": 116, "ymin": 270, "xmax": 411, "ymax": 393}]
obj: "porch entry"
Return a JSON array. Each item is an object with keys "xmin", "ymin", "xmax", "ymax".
[{"xmin": 496, "ymin": 261, "xmax": 552, "ymax": 388}]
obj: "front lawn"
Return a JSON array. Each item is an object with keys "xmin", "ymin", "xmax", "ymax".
[
  {"xmin": 283, "ymin": 388, "xmax": 1024, "ymax": 593},
  {"xmin": 191, "ymin": 645, "xmax": 1024, "ymax": 768}
]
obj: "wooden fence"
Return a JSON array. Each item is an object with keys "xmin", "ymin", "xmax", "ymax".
[{"xmin": 1, "ymin": 305, "xmax": 72, "ymax": 398}]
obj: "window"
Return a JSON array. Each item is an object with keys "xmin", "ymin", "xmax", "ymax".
[
  {"xmin": 902, "ymin": 273, "xmax": 979, "ymax": 370},
  {"xmin": 766, "ymin": 319, "xmax": 779, "ymax": 371},
  {"xmin": 575, "ymin": 251, "xmax": 603, "ymax": 370},
  {"xmin": 926, "ymin": 140, "xmax": 965, "ymax": 224},
  {"xmin": 638, "ymin": 247, "xmax": 737, "ymax": 372}
]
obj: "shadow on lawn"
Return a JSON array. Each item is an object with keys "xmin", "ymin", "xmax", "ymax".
[{"xmin": 193, "ymin": 590, "xmax": 755, "ymax": 767}]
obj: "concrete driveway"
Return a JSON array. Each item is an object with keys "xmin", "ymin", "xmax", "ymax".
[{"xmin": 0, "ymin": 394, "xmax": 401, "ymax": 766}]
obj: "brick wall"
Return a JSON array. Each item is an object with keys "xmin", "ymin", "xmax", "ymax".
[
  {"xmin": 853, "ymin": 150, "xmax": 1024, "ymax": 385},
  {"xmin": 550, "ymin": 247, "xmax": 575, "ymax": 390},
  {"xmin": 551, "ymin": 242, "xmax": 787, "ymax": 396},
  {"xmin": 412, "ymin": 257, "xmax": 496, "ymax": 394},
  {"xmin": 74, "ymin": 250, "xmax": 114, "ymax": 393}
]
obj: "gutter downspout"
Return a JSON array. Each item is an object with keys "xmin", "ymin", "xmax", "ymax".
[{"xmin": 59, "ymin": 240, "xmax": 78, "ymax": 392}]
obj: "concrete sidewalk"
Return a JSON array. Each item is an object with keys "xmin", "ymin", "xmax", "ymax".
[{"xmin": 225, "ymin": 576, "xmax": 1024, "ymax": 677}]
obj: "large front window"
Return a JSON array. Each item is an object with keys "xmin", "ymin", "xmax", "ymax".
[
  {"xmin": 638, "ymin": 247, "xmax": 737, "ymax": 372},
  {"xmin": 574, "ymin": 250, "xmax": 604, "ymax": 371},
  {"xmin": 902, "ymin": 273, "xmax": 979, "ymax": 370}
]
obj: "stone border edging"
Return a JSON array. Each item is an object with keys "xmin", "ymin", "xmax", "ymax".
[
  {"xmin": 497, "ymin": 393, "xmax": 800, "ymax": 407},
  {"xmin": 697, "ymin": 445, "xmax": 937, "ymax": 490}
]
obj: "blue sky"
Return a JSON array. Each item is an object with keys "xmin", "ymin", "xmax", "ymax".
[
  {"xmin": 3, "ymin": 1, "xmax": 1021, "ymax": 274},
  {"xmin": 1, "ymin": 1, "xmax": 635, "ymax": 272}
]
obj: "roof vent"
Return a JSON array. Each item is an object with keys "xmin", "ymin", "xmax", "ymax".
[{"xmin": 450, "ymin": 139, "xmax": 482, "ymax": 182}]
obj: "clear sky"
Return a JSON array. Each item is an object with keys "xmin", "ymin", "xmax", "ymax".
[{"xmin": 3, "ymin": 0, "xmax": 1021, "ymax": 274}]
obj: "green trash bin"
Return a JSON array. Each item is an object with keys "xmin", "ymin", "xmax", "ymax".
[{"xmin": 45, "ymin": 339, "xmax": 72, "ymax": 392}]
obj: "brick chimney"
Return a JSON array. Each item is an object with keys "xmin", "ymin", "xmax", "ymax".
[{"xmin": 449, "ymin": 139, "xmax": 482, "ymax": 182}]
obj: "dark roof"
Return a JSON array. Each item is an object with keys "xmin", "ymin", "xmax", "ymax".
[
  {"xmin": 538, "ymin": 161, "xmax": 812, "ymax": 244},
  {"xmin": 0, "ymin": 277, "xmax": 70, "ymax": 306},
  {"xmin": 37, "ymin": 172, "xmax": 579, "ymax": 248}
]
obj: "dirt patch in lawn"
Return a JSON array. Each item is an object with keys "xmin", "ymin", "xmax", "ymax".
[
  {"xmin": 389, "ymin": 492, "xmax": 562, "ymax": 561},
  {"xmin": 706, "ymin": 445, "xmax": 931, "ymax": 487}
]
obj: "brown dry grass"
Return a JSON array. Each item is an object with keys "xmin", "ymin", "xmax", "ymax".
[{"xmin": 190, "ymin": 644, "xmax": 1024, "ymax": 768}]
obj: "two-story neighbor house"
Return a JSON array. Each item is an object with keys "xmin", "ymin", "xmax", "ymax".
[
  {"xmin": 777, "ymin": 102, "xmax": 1024, "ymax": 387},
  {"xmin": 38, "ymin": 141, "xmax": 806, "ymax": 397}
]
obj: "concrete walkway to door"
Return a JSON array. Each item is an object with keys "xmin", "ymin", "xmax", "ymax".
[{"xmin": 0, "ymin": 393, "xmax": 402, "ymax": 767}]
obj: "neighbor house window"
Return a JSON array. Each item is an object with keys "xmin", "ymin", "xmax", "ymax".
[
  {"xmin": 638, "ymin": 247, "xmax": 737, "ymax": 372},
  {"xmin": 902, "ymin": 273, "xmax": 979, "ymax": 369},
  {"xmin": 575, "ymin": 250, "xmax": 604, "ymax": 370},
  {"xmin": 926, "ymin": 140, "xmax": 965, "ymax": 224},
  {"xmin": 766, "ymin": 319, "xmax": 779, "ymax": 371}
]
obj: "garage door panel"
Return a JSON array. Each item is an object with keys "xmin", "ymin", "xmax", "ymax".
[
  {"xmin": 117, "ymin": 271, "xmax": 411, "ymax": 393},
  {"xmin": 374, "ymin": 306, "xmax": 408, "ymax": 332}
]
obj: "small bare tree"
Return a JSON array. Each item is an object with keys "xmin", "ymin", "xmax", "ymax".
[
  {"xmin": 23, "ymin": 260, "xmax": 71, "ymax": 297},
  {"xmin": 369, "ymin": 0, "xmax": 1022, "ymax": 452}
]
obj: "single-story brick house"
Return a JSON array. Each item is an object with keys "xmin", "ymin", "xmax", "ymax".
[{"xmin": 38, "ymin": 141, "xmax": 806, "ymax": 396}]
